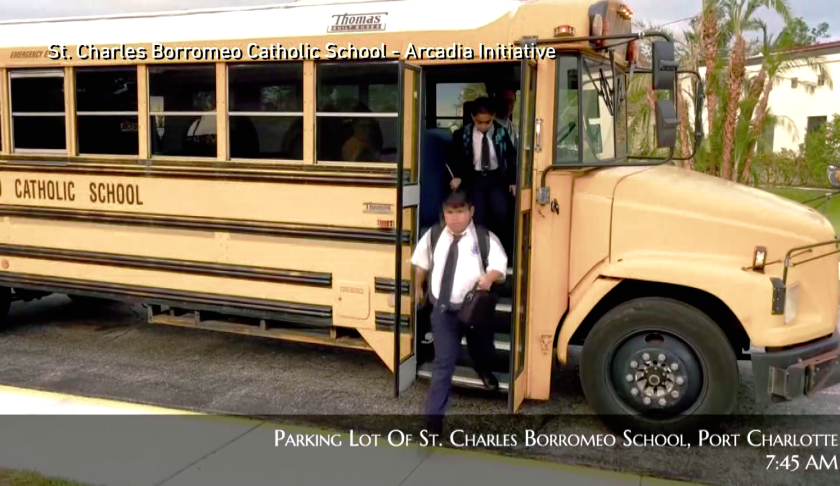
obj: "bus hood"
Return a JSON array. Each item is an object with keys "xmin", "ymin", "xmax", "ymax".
[{"xmin": 609, "ymin": 164, "xmax": 836, "ymax": 265}]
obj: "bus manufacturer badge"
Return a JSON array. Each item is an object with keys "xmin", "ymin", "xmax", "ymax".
[
  {"xmin": 328, "ymin": 12, "xmax": 387, "ymax": 33},
  {"xmin": 363, "ymin": 202, "xmax": 393, "ymax": 214}
]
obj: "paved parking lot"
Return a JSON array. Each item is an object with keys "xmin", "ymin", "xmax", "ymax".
[{"xmin": 1, "ymin": 295, "xmax": 839, "ymax": 485}]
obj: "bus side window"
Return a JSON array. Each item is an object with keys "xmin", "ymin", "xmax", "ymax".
[
  {"xmin": 9, "ymin": 69, "xmax": 67, "ymax": 152},
  {"xmin": 228, "ymin": 62, "xmax": 304, "ymax": 161},
  {"xmin": 149, "ymin": 64, "xmax": 217, "ymax": 158},
  {"xmin": 315, "ymin": 63, "xmax": 398, "ymax": 163},
  {"xmin": 76, "ymin": 67, "xmax": 139, "ymax": 156},
  {"xmin": 554, "ymin": 56, "xmax": 580, "ymax": 165}
]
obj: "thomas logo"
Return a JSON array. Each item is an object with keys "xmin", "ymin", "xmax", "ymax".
[
  {"xmin": 328, "ymin": 12, "xmax": 387, "ymax": 33},
  {"xmin": 363, "ymin": 202, "xmax": 393, "ymax": 214}
]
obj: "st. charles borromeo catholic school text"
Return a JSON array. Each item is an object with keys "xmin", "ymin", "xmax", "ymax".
[{"xmin": 43, "ymin": 9, "xmax": 557, "ymax": 62}]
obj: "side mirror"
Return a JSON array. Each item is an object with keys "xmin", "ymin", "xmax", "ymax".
[
  {"xmin": 656, "ymin": 100, "xmax": 678, "ymax": 148},
  {"xmin": 828, "ymin": 165, "xmax": 840, "ymax": 188},
  {"xmin": 652, "ymin": 41, "xmax": 678, "ymax": 91},
  {"xmin": 694, "ymin": 79, "xmax": 705, "ymax": 147}
]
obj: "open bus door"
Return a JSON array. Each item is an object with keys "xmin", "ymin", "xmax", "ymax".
[
  {"xmin": 509, "ymin": 58, "xmax": 537, "ymax": 412},
  {"xmin": 394, "ymin": 61, "xmax": 422, "ymax": 396}
]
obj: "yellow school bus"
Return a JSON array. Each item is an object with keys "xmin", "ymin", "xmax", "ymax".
[{"xmin": 0, "ymin": 0, "xmax": 838, "ymax": 429}]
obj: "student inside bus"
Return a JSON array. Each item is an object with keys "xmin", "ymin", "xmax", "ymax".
[
  {"xmin": 411, "ymin": 189, "xmax": 508, "ymax": 435},
  {"xmin": 447, "ymin": 97, "xmax": 517, "ymax": 257},
  {"xmin": 492, "ymin": 86, "xmax": 517, "ymax": 149}
]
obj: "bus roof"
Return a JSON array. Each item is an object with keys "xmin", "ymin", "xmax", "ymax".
[{"xmin": 0, "ymin": 0, "xmax": 530, "ymax": 48}]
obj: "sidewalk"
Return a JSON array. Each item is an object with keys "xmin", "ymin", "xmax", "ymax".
[{"xmin": 0, "ymin": 385, "xmax": 697, "ymax": 486}]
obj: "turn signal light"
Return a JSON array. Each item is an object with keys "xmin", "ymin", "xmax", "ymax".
[
  {"xmin": 618, "ymin": 4, "xmax": 634, "ymax": 20},
  {"xmin": 753, "ymin": 246, "xmax": 767, "ymax": 272},
  {"xmin": 554, "ymin": 25, "xmax": 575, "ymax": 37}
]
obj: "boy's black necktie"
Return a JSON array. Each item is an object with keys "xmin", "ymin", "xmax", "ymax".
[
  {"xmin": 437, "ymin": 233, "xmax": 463, "ymax": 310},
  {"xmin": 480, "ymin": 131, "xmax": 491, "ymax": 171}
]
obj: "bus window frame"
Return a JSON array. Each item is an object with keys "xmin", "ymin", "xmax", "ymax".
[
  {"xmin": 226, "ymin": 61, "xmax": 305, "ymax": 164},
  {"xmin": 75, "ymin": 66, "xmax": 140, "ymax": 158},
  {"xmin": 9, "ymin": 68, "xmax": 67, "ymax": 155},
  {"xmin": 147, "ymin": 63, "xmax": 218, "ymax": 160},
  {"xmin": 314, "ymin": 60, "xmax": 400, "ymax": 166}
]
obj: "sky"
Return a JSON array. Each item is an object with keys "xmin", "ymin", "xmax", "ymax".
[{"xmin": 0, "ymin": 0, "xmax": 838, "ymax": 40}]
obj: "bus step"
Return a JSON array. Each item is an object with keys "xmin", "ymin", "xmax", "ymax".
[
  {"xmin": 496, "ymin": 299, "xmax": 512, "ymax": 314},
  {"xmin": 460, "ymin": 333, "xmax": 510, "ymax": 352},
  {"xmin": 417, "ymin": 363, "xmax": 509, "ymax": 392}
]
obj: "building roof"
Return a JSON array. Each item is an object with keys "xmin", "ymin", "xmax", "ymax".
[{"xmin": 746, "ymin": 39, "xmax": 840, "ymax": 66}]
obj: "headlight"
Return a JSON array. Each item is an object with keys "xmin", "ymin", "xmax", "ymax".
[{"xmin": 753, "ymin": 246, "xmax": 767, "ymax": 272}]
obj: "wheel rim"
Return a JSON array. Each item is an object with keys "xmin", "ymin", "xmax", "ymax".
[{"xmin": 608, "ymin": 330, "xmax": 705, "ymax": 417}]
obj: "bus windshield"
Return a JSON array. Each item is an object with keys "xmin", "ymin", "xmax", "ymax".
[{"xmin": 554, "ymin": 55, "xmax": 628, "ymax": 165}]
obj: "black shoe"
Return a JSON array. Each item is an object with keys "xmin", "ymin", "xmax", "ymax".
[{"xmin": 479, "ymin": 372, "xmax": 499, "ymax": 391}]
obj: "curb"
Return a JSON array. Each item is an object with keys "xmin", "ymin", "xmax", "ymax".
[{"xmin": 0, "ymin": 385, "xmax": 702, "ymax": 485}]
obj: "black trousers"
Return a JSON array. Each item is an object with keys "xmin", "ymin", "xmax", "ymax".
[
  {"xmin": 426, "ymin": 305, "xmax": 495, "ymax": 417},
  {"xmin": 467, "ymin": 170, "xmax": 513, "ymax": 257}
]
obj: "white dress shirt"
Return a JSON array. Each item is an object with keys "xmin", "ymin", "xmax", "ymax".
[
  {"xmin": 472, "ymin": 124, "xmax": 499, "ymax": 171},
  {"xmin": 411, "ymin": 221, "xmax": 508, "ymax": 305}
]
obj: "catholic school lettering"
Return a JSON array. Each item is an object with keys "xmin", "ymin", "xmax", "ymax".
[{"xmin": 7, "ymin": 179, "xmax": 144, "ymax": 206}]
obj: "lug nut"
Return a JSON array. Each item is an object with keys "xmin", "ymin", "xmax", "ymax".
[
  {"xmin": 671, "ymin": 363, "xmax": 679, "ymax": 371},
  {"xmin": 626, "ymin": 374, "xmax": 634, "ymax": 382},
  {"xmin": 658, "ymin": 354, "xmax": 666, "ymax": 362},
  {"xmin": 642, "ymin": 353, "xmax": 650, "ymax": 361},
  {"xmin": 672, "ymin": 391, "xmax": 679, "ymax": 399},
  {"xmin": 630, "ymin": 361, "xmax": 638, "ymax": 369},
  {"xmin": 643, "ymin": 397, "xmax": 651, "ymax": 405},
  {"xmin": 659, "ymin": 398, "xmax": 667, "ymax": 406},
  {"xmin": 676, "ymin": 377, "xmax": 684, "ymax": 385},
  {"xmin": 631, "ymin": 388, "xmax": 639, "ymax": 396}
]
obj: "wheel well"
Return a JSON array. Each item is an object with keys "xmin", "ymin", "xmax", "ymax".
[{"xmin": 566, "ymin": 279, "xmax": 751, "ymax": 359}]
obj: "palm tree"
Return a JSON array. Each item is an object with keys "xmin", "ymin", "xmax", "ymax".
[
  {"xmin": 739, "ymin": 20, "xmax": 834, "ymax": 182},
  {"xmin": 719, "ymin": 0, "xmax": 793, "ymax": 181}
]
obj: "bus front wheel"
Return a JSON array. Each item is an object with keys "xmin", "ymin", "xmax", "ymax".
[{"xmin": 579, "ymin": 297, "xmax": 738, "ymax": 432}]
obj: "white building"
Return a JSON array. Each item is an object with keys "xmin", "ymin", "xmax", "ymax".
[{"xmin": 707, "ymin": 40, "xmax": 840, "ymax": 153}]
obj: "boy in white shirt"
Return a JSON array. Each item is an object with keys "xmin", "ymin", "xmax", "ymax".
[{"xmin": 411, "ymin": 189, "xmax": 508, "ymax": 435}]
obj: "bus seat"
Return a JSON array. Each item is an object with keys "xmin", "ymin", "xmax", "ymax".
[
  {"xmin": 419, "ymin": 127, "xmax": 454, "ymax": 232},
  {"xmin": 462, "ymin": 100, "xmax": 475, "ymax": 127}
]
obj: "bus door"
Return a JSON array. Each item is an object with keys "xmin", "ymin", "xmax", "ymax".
[
  {"xmin": 509, "ymin": 59, "xmax": 537, "ymax": 412},
  {"xmin": 394, "ymin": 61, "xmax": 422, "ymax": 396}
]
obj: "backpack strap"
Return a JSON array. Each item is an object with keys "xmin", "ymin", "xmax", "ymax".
[
  {"xmin": 474, "ymin": 225, "xmax": 491, "ymax": 274},
  {"xmin": 427, "ymin": 222, "xmax": 445, "ymax": 274}
]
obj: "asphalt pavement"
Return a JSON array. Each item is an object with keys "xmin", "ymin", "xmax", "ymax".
[{"xmin": 1, "ymin": 295, "xmax": 839, "ymax": 485}]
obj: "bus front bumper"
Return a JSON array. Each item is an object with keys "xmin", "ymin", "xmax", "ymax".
[{"xmin": 751, "ymin": 332, "xmax": 840, "ymax": 404}]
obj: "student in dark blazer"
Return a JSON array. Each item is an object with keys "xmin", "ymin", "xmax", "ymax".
[{"xmin": 448, "ymin": 97, "xmax": 517, "ymax": 257}]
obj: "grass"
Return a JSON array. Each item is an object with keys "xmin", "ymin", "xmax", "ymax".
[
  {"xmin": 0, "ymin": 468, "xmax": 88, "ymax": 486},
  {"xmin": 762, "ymin": 186, "xmax": 840, "ymax": 233}
]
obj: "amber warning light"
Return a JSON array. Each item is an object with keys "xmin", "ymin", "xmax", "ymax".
[{"xmin": 554, "ymin": 25, "xmax": 575, "ymax": 37}]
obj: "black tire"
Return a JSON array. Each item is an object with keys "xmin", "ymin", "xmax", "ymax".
[
  {"xmin": 0, "ymin": 286, "xmax": 10, "ymax": 327},
  {"xmin": 579, "ymin": 297, "xmax": 739, "ymax": 434}
]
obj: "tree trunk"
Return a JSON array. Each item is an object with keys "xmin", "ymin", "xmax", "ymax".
[
  {"xmin": 678, "ymin": 87, "xmax": 693, "ymax": 169},
  {"xmin": 721, "ymin": 35, "xmax": 746, "ymax": 181},
  {"xmin": 702, "ymin": 1, "xmax": 719, "ymax": 138},
  {"xmin": 741, "ymin": 74, "xmax": 772, "ymax": 183}
]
